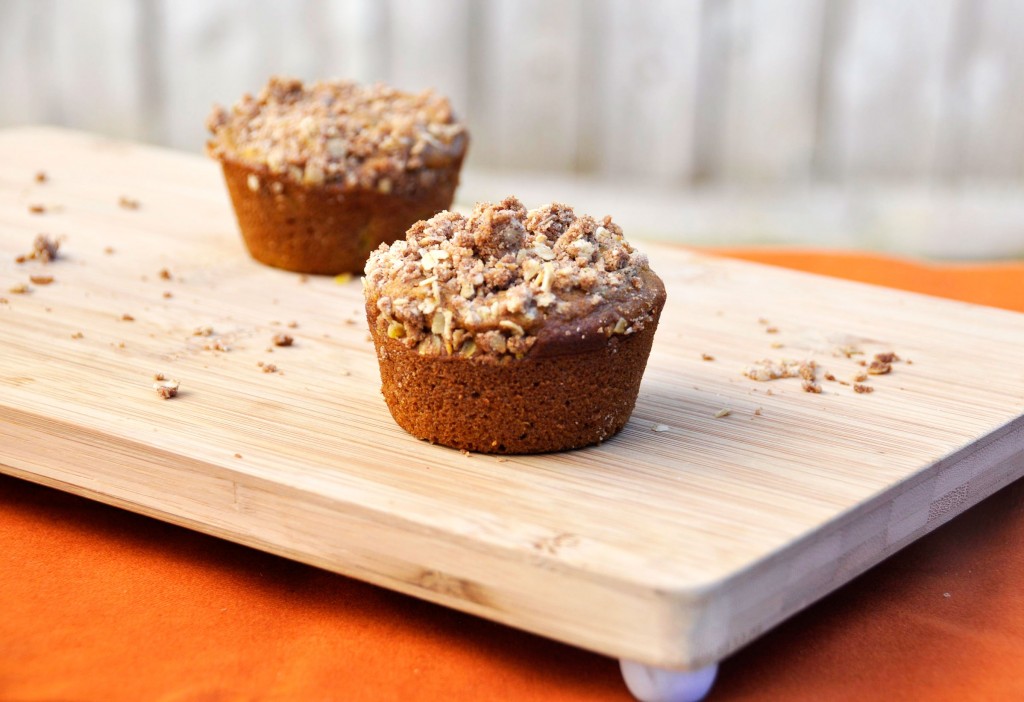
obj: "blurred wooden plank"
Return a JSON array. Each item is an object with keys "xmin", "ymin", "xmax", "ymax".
[
  {"xmin": 155, "ymin": 0, "xmax": 355, "ymax": 152},
  {"xmin": 458, "ymin": 170, "xmax": 1024, "ymax": 259},
  {"xmin": 718, "ymin": 0, "xmax": 826, "ymax": 182},
  {"xmin": 472, "ymin": 0, "xmax": 584, "ymax": 172},
  {"xmin": 387, "ymin": 0, "xmax": 471, "ymax": 119},
  {"xmin": 0, "ymin": 0, "xmax": 144, "ymax": 140},
  {"xmin": 599, "ymin": 0, "xmax": 702, "ymax": 183},
  {"xmin": 815, "ymin": 0, "xmax": 958, "ymax": 180},
  {"xmin": 942, "ymin": 0, "xmax": 1024, "ymax": 181}
]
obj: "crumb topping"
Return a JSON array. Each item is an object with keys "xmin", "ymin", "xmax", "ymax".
[
  {"xmin": 16, "ymin": 234, "xmax": 60, "ymax": 264},
  {"xmin": 364, "ymin": 197, "xmax": 660, "ymax": 360},
  {"xmin": 206, "ymin": 76, "xmax": 467, "ymax": 193}
]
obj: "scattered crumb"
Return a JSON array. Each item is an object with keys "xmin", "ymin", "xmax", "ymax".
[
  {"xmin": 753, "ymin": 407, "xmax": 763, "ymax": 416},
  {"xmin": 121, "ymin": 313, "xmax": 135, "ymax": 321},
  {"xmin": 714, "ymin": 408, "xmax": 732, "ymax": 418},
  {"xmin": 854, "ymin": 372, "xmax": 868, "ymax": 383},
  {"xmin": 203, "ymin": 339, "xmax": 229, "ymax": 352},
  {"xmin": 265, "ymin": 347, "xmax": 274, "ymax": 353},
  {"xmin": 286, "ymin": 320, "xmax": 298, "ymax": 329},
  {"xmin": 272, "ymin": 333, "xmax": 294, "ymax": 347},
  {"xmin": 116, "ymin": 341, "xmax": 126, "ymax": 348},
  {"xmin": 29, "ymin": 275, "xmax": 54, "ymax": 285},
  {"xmin": 906, "ymin": 359, "xmax": 913, "ymax": 365},
  {"xmin": 652, "ymin": 424, "xmax": 671, "ymax": 432},
  {"xmin": 857, "ymin": 359, "xmax": 867, "ymax": 367},
  {"xmin": 261, "ymin": 363, "xmax": 279, "ymax": 374},
  {"xmin": 158, "ymin": 267, "xmax": 172, "ymax": 281},
  {"xmin": 874, "ymin": 352, "xmax": 899, "ymax": 364},
  {"xmin": 28, "ymin": 204, "xmax": 46, "ymax": 214},
  {"xmin": 0, "ymin": 297, "xmax": 8, "ymax": 304},
  {"xmin": 70, "ymin": 332, "xmax": 84, "ymax": 339},
  {"xmin": 335, "ymin": 273, "xmax": 353, "ymax": 284},
  {"xmin": 824, "ymin": 372, "xmax": 836, "ymax": 381},
  {"xmin": 344, "ymin": 318, "xmax": 357, "ymax": 326},
  {"xmin": 162, "ymin": 291, "xmax": 173, "ymax": 299},
  {"xmin": 9, "ymin": 283, "xmax": 30, "ymax": 294},
  {"xmin": 765, "ymin": 326, "xmax": 779, "ymax": 334},
  {"xmin": 868, "ymin": 360, "xmax": 892, "ymax": 375},
  {"xmin": 340, "ymin": 370, "xmax": 351, "ymax": 376},
  {"xmin": 838, "ymin": 380, "xmax": 850, "ymax": 386},
  {"xmin": 460, "ymin": 449, "xmax": 471, "ymax": 457},
  {"xmin": 770, "ymin": 342, "xmax": 784, "ymax": 349},
  {"xmin": 104, "ymin": 246, "xmax": 115, "ymax": 255},
  {"xmin": 154, "ymin": 378, "xmax": 180, "ymax": 399},
  {"xmin": 153, "ymin": 372, "xmax": 166, "ymax": 381},
  {"xmin": 701, "ymin": 353, "xmax": 715, "ymax": 361},
  {"xmin": 835, "ymin": 345, "xmax": 863, "ymax": 358},
  {"xmin": 757, "ymin": 317, "xmax": 770, "ymax": 325},
  {"xmin": 17, "ymin": 234, "xmax": 60, "ymax": 263},
  {"xmin": 854, "ymin": 384, "xmax": 874, "ymax": 394},
  {"xmin": 118, "ymin": 196, "xmax": 140, "ymax": 210},
  {"xmin": 765, "ymin": 388, "xmax": 774, "ymax": 396},
  {"xmin": 34, "ymin": 171, "xmax": 48, "ymax": 183},
  {"xmin": 256, "ymin": 361, "xmax": 264, "ymax": 367},
  {"xmin": 299, "ymin": 274, "xmax": 309, "ymax": 284},
  {"xmin": 193, "ymin": 325, "xmax": 213, "ymax": 337},
  {"xmin": 234, "ymin": 453, "xmax": 243, "ymax": 459},
  {"xmin": 802, "ymin": 380, "xmax": 822, "ymax": 393}
]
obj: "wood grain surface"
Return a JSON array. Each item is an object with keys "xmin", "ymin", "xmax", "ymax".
[{"xmin": 2, "ymin": 127, "xmax": 1023, "ymax": 670}]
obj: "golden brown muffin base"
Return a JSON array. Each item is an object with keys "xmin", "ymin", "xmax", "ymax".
[
  {"xmin": 367, "ymin": 319, "xmax": 662, "ymax": 454},
  {"xmin": 219, "ymin": 157, "xmax": 463, "ymax": 275}
]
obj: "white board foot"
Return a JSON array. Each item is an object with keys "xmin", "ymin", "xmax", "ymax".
[{"xmin": 619, "ymin": 660, "xmax": 718, "ymax": 702}]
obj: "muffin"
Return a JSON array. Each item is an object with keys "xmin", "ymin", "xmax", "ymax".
[
  {"xmin": 363, "ymin": 196, "xmax": 666, "ymax": 454},
  {"xmin": 206, "ymin": 76, "xmax": 468, "ymax": 275}
]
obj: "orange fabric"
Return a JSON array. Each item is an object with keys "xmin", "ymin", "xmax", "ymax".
[{"xmin": 2, "ymin": 250, "xmax": 1023, "ymax": 702}]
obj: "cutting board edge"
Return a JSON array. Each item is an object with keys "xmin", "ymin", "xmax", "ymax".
[
  {"xmin": 679, "ymin": 414, "xmax": 1024, "ymax": 669},
  {"xmin": 0, "ymin": 403, "xmax": 716, "ymax": 666}
]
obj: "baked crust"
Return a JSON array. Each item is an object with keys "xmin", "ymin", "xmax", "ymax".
[
  {"xmin": 367, "ymin": 310, "xmax": 663, "ymax": 453},
  {"xmin": 220, "ymin": 156, "xmax": 462, "ymax": 274}
]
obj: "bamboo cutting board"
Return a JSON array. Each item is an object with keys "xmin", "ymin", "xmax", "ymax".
[{"xmin": 2, "ymin": 127, "xmax": 1024, "ymax": 671}]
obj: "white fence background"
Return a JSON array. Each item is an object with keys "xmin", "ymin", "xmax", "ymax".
[{"xmin": 3, "ymin": 0, "xmax": 1024, "ymax": 256}]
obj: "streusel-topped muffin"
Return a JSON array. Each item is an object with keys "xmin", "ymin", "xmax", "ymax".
[
  {"xmin": 207, "ymin": 76, "xmax": 468, "ymax": 274},
  {"xmin": 363, "ymin": 196, "xmax": 666, "ymax": 453}
]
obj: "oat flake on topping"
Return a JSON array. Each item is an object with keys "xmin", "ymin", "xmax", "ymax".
[
  {"xmin": 206, "ymin": 76, "xmax": 467, "ymax": 193},
  {"xmin": 364, "ymin": 197, "xmax": 657, "ymax": 360}
]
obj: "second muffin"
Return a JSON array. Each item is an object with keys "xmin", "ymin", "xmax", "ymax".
[
  {"xmin": 207, "ymin": 76, "xmax": 468, "ymax": 275},
  {"xmin": 364, "ymin": 197, "xmax": 666, "ymax": 454}
]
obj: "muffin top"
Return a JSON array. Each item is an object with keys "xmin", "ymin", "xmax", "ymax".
[
  {"xmin": 206, "ymin": 76, "xmax": 467, "ymax": 193},
  {"xmin": 364, "ymin": 197, "xmax": 665, "ymax": 361}
]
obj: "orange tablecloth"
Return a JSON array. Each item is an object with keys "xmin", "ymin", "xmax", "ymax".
[{"xmin": 3, "ymin": 250, "xmax": 1024, "ymax": 701}]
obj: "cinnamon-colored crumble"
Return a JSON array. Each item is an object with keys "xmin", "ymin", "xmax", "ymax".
[
  {"xmin": 854, "ymin": 384, "xmax": 874, "ymax": 394},
  {"xmin": 206, "ymin": 76, "xmax": 467, "ymax": 195},
  {"xmin": 701, "ymin": 353, "xmax": 715, "ymax": 361},
  {"xmin": 29, "ymin": 275, "xmax": 53, "ymax": 285},
  {"xmin": 121, "ymin": 314, "xmax": 135, "ymax": 321},
  {"xmin": 272, "ymin": 333, "xmax": 293, "ymax": 347},
  {"xmin": 16, "ymin": 234, "xmax": 60, "ymax": 264},
  {"xmin": 28, "ymin": 204, "xmax": 46, "ymax": 214},
  {"xmin": 159, "ymin": 268, "xmax": 172, "ymax": 281},
  {"xmin": 118, "ymin": 196, "xmax": 140, "ymax": 210},
  {"xmin": 34, "ymin": 171, "xmax": 48, "ymax": 183},
  {"xmin": 9, "ymin": 283, "xmax": 29, "ymax": 294},
  {"xmin": 153, "ymin": 378, "xmax": 180, "ymax": 399},
  {"xmin": 364, "ymin": 197, "xmax": 657, "ymax": 361}
]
